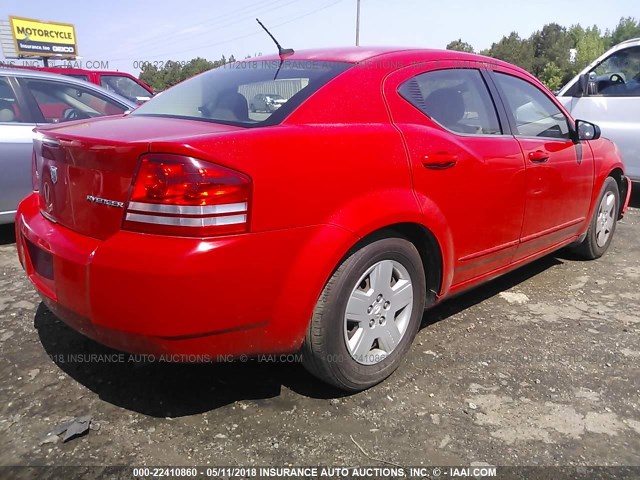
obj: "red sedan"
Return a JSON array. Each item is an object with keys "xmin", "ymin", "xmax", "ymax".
[{"xmin": 16, "ymin": 48, "xmax": 632, "ymax": 391}]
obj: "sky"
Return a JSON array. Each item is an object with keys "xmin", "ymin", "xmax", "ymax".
[{"xmin": 0, "ymin": 0, "xmax": 637, "ymax": 74}]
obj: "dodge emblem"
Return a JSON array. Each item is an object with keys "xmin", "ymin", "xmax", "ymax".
[{"xmin": 50, "ymin": 165, "xmax": 58, "ymax": 185}]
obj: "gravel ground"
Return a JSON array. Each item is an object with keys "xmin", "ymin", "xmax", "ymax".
[{"xmin": 0, "ymin": 188, "xmax": 639, "ymax": 473}]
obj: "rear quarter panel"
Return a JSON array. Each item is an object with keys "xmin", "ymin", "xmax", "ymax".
[
  {"xmin": 149, "ymin": 124, "xmax": 417, "ymax": 233},
  {"xmin": 147, "ymin": 122, "xmax": 422, "ymax": 350}
]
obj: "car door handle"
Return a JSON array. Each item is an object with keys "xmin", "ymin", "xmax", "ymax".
[
  {"xmin": 423, "ymin": 152, "xmax": 458, "ymax": 170},
  {"xmin": 528, "ymin": 150, "xmax": 549, "ymax": 163}
]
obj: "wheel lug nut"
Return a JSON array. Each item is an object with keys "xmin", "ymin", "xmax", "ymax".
[
  {"xmin": 377, "ymin": 294, "xmax": 383, "ymax": 302},
  {"xmin": 379, "ymin": 316, "xmax": 385, "ymax": 324},
  {"xmin": 369, "ymin": 319, "xmax": 375, "ymax": 327},
  {"xmin": 367, "ymin": 306, "xmax": 373, "ymax": 313},
  {"xmin": 383, "ymin": 301, "xmax": 390, "ymax": 309}
]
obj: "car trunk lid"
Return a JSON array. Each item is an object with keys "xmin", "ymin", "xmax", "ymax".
[{"xmin": 35, "ymin": 115, "xmax": 242, "ymax": 240}]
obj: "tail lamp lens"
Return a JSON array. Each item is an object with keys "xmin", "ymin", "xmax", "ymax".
[{"xmin": 123, "ymin": 154, "xmax": 251, "ymax": 236}]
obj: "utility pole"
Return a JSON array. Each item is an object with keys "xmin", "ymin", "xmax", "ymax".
[{"xmin": 355, "ymin": 0, "xmax": 361, "ymax": 46}]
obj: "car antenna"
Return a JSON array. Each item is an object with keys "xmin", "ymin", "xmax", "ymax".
[{"xmin": 256, "ymin": 18, "xmax": 294, "ymax": 57}]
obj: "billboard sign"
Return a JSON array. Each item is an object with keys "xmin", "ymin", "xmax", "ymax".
[{"xmin": 9, "ymin": 16, "xmax": 77, "ymax": 58}]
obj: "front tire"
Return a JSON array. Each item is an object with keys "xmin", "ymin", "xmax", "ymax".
[
  {"xmin": 572, "ymin": 177, "xmax": 620, "ymax": 260},
  {"xmin": 302, "ymin": 237, "xmax": 426, "ymax": 391}
]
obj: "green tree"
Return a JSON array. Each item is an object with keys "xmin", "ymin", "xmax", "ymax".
[
  {"xmin": 446, "ymin": 39, "xmax": 475, "ymax": 53},
  {"xmin": 609, "ymin": 17, "xmax": 640, "ymax": 46},
  {"xmin": 574, "ymin": 26, "xmax": 606, "ymax": 70},
  {"xmin": 562, "ymin": 24, "xmax": 607, "ymax": 81},
  {"xmin": 138, "ymin": 55, "xmax": 235, "ymax": 91},
  {"xmin": 538, "ymin": 62, "xmax": 564, "ymax": 91},
  {"xmin": 162, "ymin": 60, "xmax": 184, "ymax": 88},
  {"xmin": 530, "ymin": 23, "xmax": 573, "ymax": 77},
  {"xmin": 181, "ymin": 57, "xmax": 217, "ymax": 80},
  {"xmin": 139, "ymin": 64, "xmax": 162, "ymax": 91},
  {"xmin": 483, "ymin": 32, "xmax": 535, "ymax": 72},
  {"xmin": 568, "ymin": 24, "xmax": 586, "ymax": 48}
]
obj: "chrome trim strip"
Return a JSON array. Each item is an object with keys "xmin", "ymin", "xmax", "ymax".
[
  {"xmin": 127, "ymin": 202, "xmax": 247, "ymax": 215},
  {"xmin": 40, "ymin": 210, "xmax": 58, "ymax": 224},
  {"xmin": 125, "ymin": 213, "xmax": 247, "ymax": 227},
  {"xmin": 40, "ymin": 137, "xmax": 60, "ymax": 147}
]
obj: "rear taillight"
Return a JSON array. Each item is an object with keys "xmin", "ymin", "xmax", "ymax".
[
  {"xmin": 123, "ymin": 154, "xmax": 251, "ymax": 237},
  {"xmin": 31, "ymin": 147, "xmax": 39, "ymax": 192}
]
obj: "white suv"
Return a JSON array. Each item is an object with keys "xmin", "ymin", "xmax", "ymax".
[{"xmin": 557, "ymin": 38, "xmax": 640, "ymax": 181}]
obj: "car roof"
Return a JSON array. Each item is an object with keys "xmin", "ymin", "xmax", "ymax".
[
  {"xmin": 244, "ymin": 46, "xmax": 523, "ymax": 71},
  {"xmin": 252, "ymin": 46, "xmax": 423, "ymax": 63},
  {"xmin": 0, "ymin": 67, "xmax": 137, "ymax": 107},
  {"xmin": 615, "ymin": 37, "xmax": 640, "ymax": 48},
  {"xmin": 1, "ymin": 66, "xmax": 95, "ymax": 81}
]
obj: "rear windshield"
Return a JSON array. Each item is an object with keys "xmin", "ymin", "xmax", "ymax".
[{"xmin": 131, "ymin": 59, "xmax": 350, "ymax": 127}]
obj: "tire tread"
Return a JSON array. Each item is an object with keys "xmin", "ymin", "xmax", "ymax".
[
  {"xmin": 301, "ymin": 236, "xmax": 426, "ymax": 391},
  {"xmin": 572, "ymin": 177, "xmax": 619, "ymax": 260}
]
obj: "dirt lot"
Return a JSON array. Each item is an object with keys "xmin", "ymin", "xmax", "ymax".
[{"xmin": 0, "ymin": 189, "xmax": 639, "ymax": 473}]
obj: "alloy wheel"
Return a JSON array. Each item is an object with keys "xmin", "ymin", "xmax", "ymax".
[{"xmin": 343, "ymin": 260, "xmax": 414, "ymax": 365}]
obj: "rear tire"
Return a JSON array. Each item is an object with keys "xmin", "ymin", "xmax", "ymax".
[
  {"xmin": 301, "ymin": 237, "xmax": 426, "ymax": 391},
  {"xmin": 572, "ymin": 177, "xmax": 619, "ymax": 260}
]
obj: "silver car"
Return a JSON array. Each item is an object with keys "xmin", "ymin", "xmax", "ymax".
[
  {"xmin": 0, "ymin": 69, "xmax": 136, "ymax": 225},
  {"xmin": 557, "ymin": 38, "xmax": 640, "ymax": 181}
]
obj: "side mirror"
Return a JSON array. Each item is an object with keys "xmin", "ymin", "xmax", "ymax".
[
  {"xmin": 576, "ymin": 119, "xmax": 601, "ymax": 141},
  {"xmin": 578, "ymin": 73, "xmax": 589, "ymax": 96}
]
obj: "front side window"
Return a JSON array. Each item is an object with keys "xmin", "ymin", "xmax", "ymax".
[
  {"xmin": 591, "ymin": 46, "xmax": 640, "ymax": 96},
  {"xmin": 0, "ymin": 77, "xmax": 24, "ymax": 123},
  {"xmin": 23, "ymin": 79, "xmax": 127, "ymax": 123},
  {"xmin": 132, "ymin": 60, "xmax": 350, "ymax": 127},
  {"xmin": 398, "ymin": 68, "xmax": 502, "ymax": 135},
  {"xmin": 493, "ymin": 72, "xmax": 570, "ymax": 139}
]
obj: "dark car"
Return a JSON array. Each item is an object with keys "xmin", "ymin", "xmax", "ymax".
[{"xmin": 249, "ymin": 93, "xmax": 287, "ymax": 112}]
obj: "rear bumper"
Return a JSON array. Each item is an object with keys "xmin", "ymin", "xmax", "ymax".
[{"xmin": 16, "ymin": 193, "xmax": 356, "ymax": 357}]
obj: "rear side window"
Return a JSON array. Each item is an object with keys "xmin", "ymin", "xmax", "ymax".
[
  {"xmin": 493, "ymin": 72, "xmax": 570, "ymax": 139},
  {"xmin": 132, "ymin": 60, "xmax": 351, "ymax": 127},
  {"xmin": 0, "ymin": 77, "xmax": 24, "ymax": 123},
  {"xmin": 399, "ymin": 69, "xmax": 502, "ymax": 135},
  {"xmin": 101, "ymin": 75, "xmax": 152, "ymax": 102}
]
